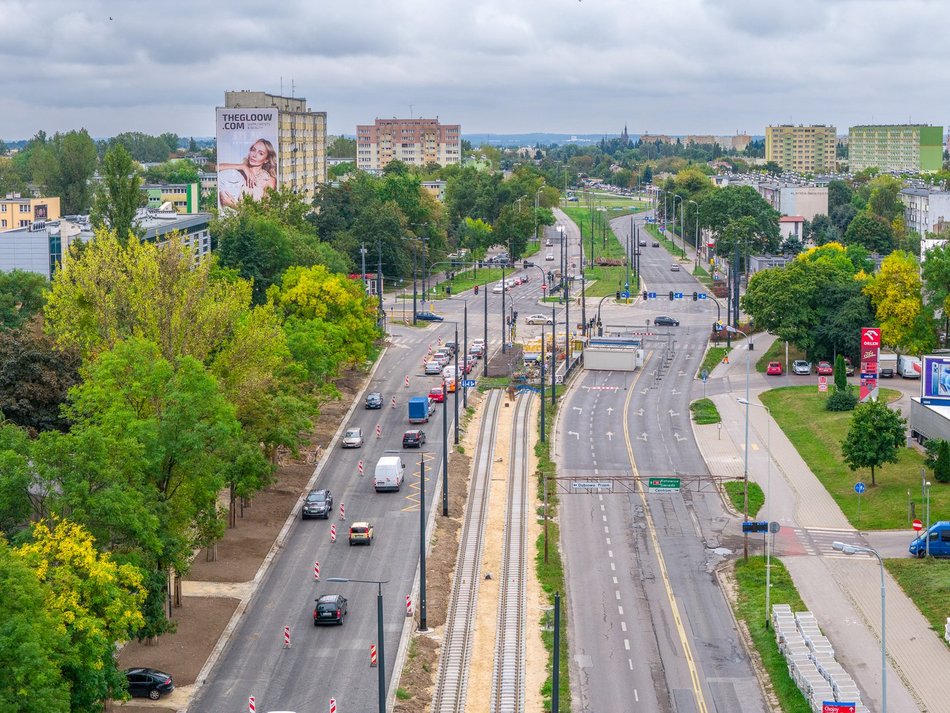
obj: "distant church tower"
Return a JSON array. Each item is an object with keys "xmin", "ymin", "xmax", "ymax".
[{"xmin": 621, "ymin": 124, "xmax": 630, "ymax": 146}]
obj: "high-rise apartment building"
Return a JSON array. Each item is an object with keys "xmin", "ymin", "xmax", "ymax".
[
  {"xmin": 217, "ymin": 91, "xmax": 327, "ymax": 208},
  {"xmin": 765, "ymin": 125, "xmax": 837, "ymax": 174},
  {"xmin": 848, "ymin": 124, "xmax": 943, "ymax": 173},
  {"xmin": 356, "ymin": 118, "xmax": 461, "ymax": 173}
]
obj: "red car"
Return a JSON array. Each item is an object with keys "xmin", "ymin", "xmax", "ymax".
[
  {"xmin": 816, "ymin": 361, "xmax": 833, "ymax": 376},
  {"xmin": 428, "ymin": 386, "xmax": 445, "ymax": 403},
  {"xmin": 766, "ymin": 361, "xmax": 783, "ymax": 376}
]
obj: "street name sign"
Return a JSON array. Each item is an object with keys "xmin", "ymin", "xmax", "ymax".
[{"xmin": 648, "ymin": 477, "xmax": 681, "ymax": 493}]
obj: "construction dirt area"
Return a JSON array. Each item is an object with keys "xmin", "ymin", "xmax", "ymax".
[{"xmin": 113, "ymin": 355, "xmax": 550, "ymax": 713}]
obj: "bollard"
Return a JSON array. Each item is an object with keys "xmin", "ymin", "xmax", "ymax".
[
  {"xmin": 405, "ymin": 375, "xmax": 410, "ymax": 388},
  {"xmin": 391, "ymin": 395, "xmax": 396, "ymax": 409},
  {"xmin": 370, "ymin": 643, "xmax": 378, "ymax": 667},
  {"xmin": 406, "ymin": 594, "xmax": 413, "ymax": 617},
  {"xmin": 330, "ymin": 524, "xmax": 337, "ymax": 543},
  {"xmin": 339, "ymin": 502, "xmax": 345, "ymax": 521},
  {"xmin": 283, "ymin": 625, "xmax": 291, "ymax": 648},
  {"xmin": 358, "ymin": 459, "xmax": 364, "ymax": 476},
  {"xmin": 314, "ymin": 561, "xmax": 320, "ymax": 581},
  {"xmin": 248, "ymin": 696, "xmax": 256, "ymax": 713},
  {"xmin": 376, "ymin": 423, "xmax": 381, "ymax": 439},
  {"xmin": 329, "ymin": 698, "xmax": 337, "ymax": 713}
]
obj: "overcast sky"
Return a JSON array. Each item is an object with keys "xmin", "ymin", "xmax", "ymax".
[{"xmin": 3, "ymin": 0, "xmax": 948, "ymax": 141}]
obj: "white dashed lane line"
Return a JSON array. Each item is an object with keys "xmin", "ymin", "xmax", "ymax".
[{"xmin": 621, "ymin": 621, "xmax": 627, "ymax": 632}]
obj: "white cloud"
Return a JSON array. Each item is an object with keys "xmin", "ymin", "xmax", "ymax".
[{"xmin": 1, "ymin": 0, "xmax": 948, "ymax": 139}]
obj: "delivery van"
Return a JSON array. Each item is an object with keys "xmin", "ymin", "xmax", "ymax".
[
  {"xmin": 909, "ymin": 521, "xmax": 950, "ymax": 557},
  {"xmin": 374, "ymin": 456, "xmax": 405, "ymax": 492},
  {"xmin": 898, "ymin": 354, "xmax": 921, "ymax": 379}
]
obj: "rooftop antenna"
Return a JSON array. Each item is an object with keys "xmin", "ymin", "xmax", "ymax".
[
  {"xmin": 410, "ymin": 104, "xmax": 414, "ymax": 119},
  {"xmin": 280, "ymin": 76, "xmax": 283, "ymax": 97},
  {"xmin": 291, "ymin": 79, "xmax": 296, "ymax": 98}
]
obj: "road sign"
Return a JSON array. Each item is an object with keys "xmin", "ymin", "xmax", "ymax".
[
  {"xmin": 571, "ymin": 481, "xmax": 612, "ymax": 490},
  {"xmin": 818, "ymin": 383, "xmax": 828, "ymax": 392},
  {"xmin": 648, "ymin": 291, "xmax": 657, "ymax": 299},
  {"xmin": 742, "ymin": 521, "xmax": 769, "ymax": 533},
  {"xmin": 818, "ymin": 375, "xmax": 828, "ymax": 392},
  {"xmin": 620, "ymin": 291, "xmax": 630, "ymax": 299},
  {"xmin": 673, "ymin": 292, "xmax": 684, "ymax": 300},
  {"xmin": 701, "ymin": 369, "xmax": 709, "ymax": 382},
  {"xmin": 822, "ymin": 702, "xmax": 856, "ymax": 713},
  {"xmin": 461, "ymin": 379, "xmax": 476, "ymax": 388},
  {"xmin": 769, "ymin": 521, "xmax": 781, "ymax": 534},
  {"xmin": 854, "ymin": 482, "xmax": 866, "ymax": 494},
  {"xmin": 648, "ymin": 477, "xmax": 681, "ymax": 493},
  {"xmin": 913, "ymin": 519, "xmax": 923, "ymax": 532},
  {"xmin": 697, "ymin": 293, "xmax": 708, "ymax": 300}
]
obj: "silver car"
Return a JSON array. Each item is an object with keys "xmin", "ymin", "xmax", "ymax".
[
  {"xmin": 342, "ymin": 427, "xmax": 363, "ymax": 448},
  {"xmin": 792, "ymin": 360, "xmax": 812, "ymax": 375}
]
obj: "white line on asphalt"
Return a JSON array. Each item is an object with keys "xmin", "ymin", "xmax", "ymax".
[
  {"xmin": 606, "ymin": 537, "xmax": 611, "ymax": 545},
  {"xmin": 604, "ymin": 526, "xmax": 609, "ymax": 533},
  {"xmin": 618, "ymin": 606, "xmax": 623, "ymax": 615},
  {"xmin": 607, "ymin": 550, "xmax": 613, "ymax": 557},
  {"xmin": 615, "ymin": 591, "xmax": 621, "ymax": 600},
  {"xmin": 624, "ymin": 639, "xmax": 630, "ymax": 650},
  {"xmin": 613, "ymin": 576, "xmax": 618, "ymax": 584},
  {"xmin": 598, "ymin": 495, "xmax": 603, "ymax": 501},
  {"xmin": 621, "ymin": 621, "xmax": 627, "ymax": 632},
  {"xmin": 610, "ymin": 562, "xmax": 615, "ymax": 571},
  {"xmin": 634, "ymin": 687, "xmax": 639, "ymax": 701},
  {"xmin": 603, "ymin": 515, "xmax": 607, "ymax": 522},
  {"xmin": 600, "ymin": 504, "xmax": 605, "ymax": 511}
]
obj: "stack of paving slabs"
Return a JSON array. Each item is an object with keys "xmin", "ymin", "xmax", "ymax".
[{"xmin": 771, "ymin": 605, "xmax": 871, "ymax": 713}]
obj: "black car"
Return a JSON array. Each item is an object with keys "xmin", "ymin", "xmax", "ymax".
[
  {"xmin": 402, "ymin": 429, "xmax": 426, "ymax": 448},
  {"xmin": 125, "ymin": 668, "xmax": 174, "ymax": 700},
  {"xmin": 314, "ymin": 593, "xmax": 348, "ymax": 626},
  {"xmin": 302, "ymin": 489, "xmax": 333, "ymax": 519},
  {"xmin": 415, "ymin": 311, "xmax": 444, "ymax": 322},
  {"xmin": 638, "ymin": 239, "xmax": 647, "ymax": 246},
  {"xmin": 652, "ymin": 241, "xmax": 660, "ymax": 247},
  {"xmin": 653, "ymin": 316, "xmax": 680, "ymax": 327},
  {"xmin": 365, "ymin": 391, "xmax": 382, "ymax": 409}
]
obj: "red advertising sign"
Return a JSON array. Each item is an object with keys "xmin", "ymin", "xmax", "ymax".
[
  {"xmin": 822, "ymin": 703, "xmax": 856, "ymax": 713},
  {"xmin": 860, "ymin": 328, "xmax": 880, "ymax": 402}
]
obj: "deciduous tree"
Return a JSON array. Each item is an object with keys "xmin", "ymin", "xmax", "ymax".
[
  {"xmin": 90, "ymin": 143, "xmax": 144, "ymax": 245},
  {"xmin": 841, "ymin": 399, "xmax": 907, "ymax": 485},
  {"xmin": 0, "ymin": 269, "xmax": 48, "ymax": 330},
  {"xmin": 864, "ymin": 251, "xmax": 936, "ymax": 354}
]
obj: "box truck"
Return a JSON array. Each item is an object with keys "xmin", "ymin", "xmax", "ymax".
[
  {"xmin": 374, "ymin": 456, "xmax": 405, "ymax": 492},
  {"xmin": 408, "ymin": 396, "xmax": 433, "ymax": 424}
]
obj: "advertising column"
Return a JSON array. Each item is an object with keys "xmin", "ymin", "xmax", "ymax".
[
  {"xmin": 860, "ymin": 327, "xmax": 880, "ymax": 402},
  {"xmin": 215, "ymin": 108, "xmax": 280, "ymax": 211}
]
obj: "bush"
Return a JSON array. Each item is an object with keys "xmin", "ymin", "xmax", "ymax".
[
  {"xmin": 935, "ymin": 440, "xmax": 950, "ymax": 484},
  {"xmin": 825, "ymin": 386, "xmax": 858, "ymax": 411},
  {"xmin": 834, "ymin": 354, "xmax": 847, "ymax": 392}
]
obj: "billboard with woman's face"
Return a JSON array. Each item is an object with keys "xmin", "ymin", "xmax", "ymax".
[{"xmin": 215, "ymin": 107, "xmax": 280, "ymax": 210}]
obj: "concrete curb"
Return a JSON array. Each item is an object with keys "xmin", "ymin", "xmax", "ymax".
[{"xmin": 182, "ymin": 347, "xmax": 390, "ymax": 712}]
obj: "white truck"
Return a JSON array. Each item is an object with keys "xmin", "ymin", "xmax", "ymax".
[
  {"xmin": 374, "ymin": 455, "xmax": 405, "ymax": 492},
  {"xmin": 898, "ymin": 354, "xmax": 922, "ymax": 379},
  {"xmin": 910, "ymin": 397, "xmax": 950, "ymax": 445}
]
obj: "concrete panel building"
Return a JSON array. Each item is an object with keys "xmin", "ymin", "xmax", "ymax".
[
  {"xmin": 0, "ymin": 194, "xmax": 60, "ymax": 231},
  {"xmin": 221, "ymin": 90, "xmax": 327, "ymax": 198},
  {"xmin": 142, "ymin": 183, "xmax": 200, "ymax": 213},
  {"xmin": 356, "ymin": 118, "xmax": 461, "ymax": 173},
  {"xmin": 900, "ymin": 187, "xmax": 950, "ymax": 237},
  {"xmin": 765, "ymin": 125, "xmax": 837, "ymax": 174},
  {"xmin": 848, "ymin": 124, "xmax": 943, "ymax": 173},
  {"xmin": 754, "ymin": 181, "xmax": 828, "ymax": 221}
]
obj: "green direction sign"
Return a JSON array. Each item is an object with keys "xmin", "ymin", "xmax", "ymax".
[{"xmin": 648, "ymin": 477, "xmax": 681, "ymax": 493}]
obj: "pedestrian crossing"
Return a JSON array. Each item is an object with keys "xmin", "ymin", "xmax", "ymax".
[{"xmin": 774, "ymin": 527, "xmax": 865, "ymax": 559}]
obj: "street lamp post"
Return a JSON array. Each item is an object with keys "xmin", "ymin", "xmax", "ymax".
[
  {"xmin": 534, "ymin": 183, "xmax": 545, "ymax": 242},
  {"xmin": 325, "ymin": 577, "xmax": 389, "ymax": 713},
  {"xmin": 831, "ymin": 542, "xmax": 887, "ymax": 713},
  {"xmin": 738, "ymin": 397, "xmax": 772, "ymax": 627},
  {"xmin": 540, "ymin": 323, "xmax": 546, "ymax": 441},
  {"xmin": 442, "ymin": 378, "xmax": 448, "ymax": 516},
  {"xmin": 672, "ymin": 194, "xmax": 683, "ymax": 258},
  {"xmin": 726, "ymin": 324, "xmax": 754, "ymax": 560},
  {"xmin": 925, "ymin": 480, "xmax": 932, "ymax": 557},
  {"xmin": 688, "ymin": 199, "xmax": 700, "ymax": 270},
  {"xmin": 418, "ymin": 456, "xmax": 427, "ymax": 631}
]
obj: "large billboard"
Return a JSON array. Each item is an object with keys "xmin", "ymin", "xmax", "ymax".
[
  {"xmin": 921, "ymin": 355, "xmax": 950, "ymax": 406},
  {"xmin": 215, "ymin": 107, "xmax": 279, "ymax": 210}
]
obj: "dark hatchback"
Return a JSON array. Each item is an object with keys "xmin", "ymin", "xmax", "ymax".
[
  {"xmin": 402, "ymin": 429, "xmax": 426, "ymax": 448},
  {"xmin": 125, "ymin": 668, "xmax": 174, "ymax": 700},
  {"xmin": 653, "ymin": 315, "xmax": 680, "ymax": 327},
  {"xmin": 365, "ymin": 391, "xmax": 382, "ymax": 409},
  {"xmin": 302, "ymin": 489, "xmax": 333, "ymax": 519},
  {"xmin": 313, "ymin": 594, "xmax": 348, "ymax": 626},
  {"xmin": 415, "ymin": 311, "xmax": 444, "ymax": 322}
]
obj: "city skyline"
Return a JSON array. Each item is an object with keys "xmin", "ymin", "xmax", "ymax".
[{"xmin": 2, "ymin": 0, "xmax": 949, "ymax": 140}]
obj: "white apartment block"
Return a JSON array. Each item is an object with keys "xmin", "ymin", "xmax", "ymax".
[
  {"xmin": 356, "ymin": 118, "xmax": 461, "ymax": 173},
  {"xmin": 900, "ymin": 187, "xmax": 950, "ymax": 238}
]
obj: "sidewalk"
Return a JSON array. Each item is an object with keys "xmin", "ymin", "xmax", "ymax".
[{"xmin": 694, "ymin": 339, "xmax": 950, "ymax": 712}]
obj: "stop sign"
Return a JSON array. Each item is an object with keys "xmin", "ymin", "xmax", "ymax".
[{"xmin": 913, "ymin": 519, "xmax": 923, "ymax": 532}]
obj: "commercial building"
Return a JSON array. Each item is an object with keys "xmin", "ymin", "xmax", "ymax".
[
  {"xmin": 142, "ymin": 183, "xmax": 201, "ymax": 214},
  {"xmin": 848, "ymin": 124, "xmax": 943, "ymax": 173},
  {"xmin": 217, "ymin": 90, "xmax": 327, "ymax": 207},
  {"xmin": 765, "ymin": 125, "xmax": 837, "ymax": 174},
  {"xmin": 356, "ymin": 118, "xmax": 461, "ymax": 173},
  {"xmin": 0, "ymin": 194, "xmax": 60, "ymax": 231},
  {"xmin": 0, "ymin": 210, "xmax": 212, "ymax": 280},
  {"xmin": 753, "ymin": 180, "xmax": 828, "ymax": 221}
]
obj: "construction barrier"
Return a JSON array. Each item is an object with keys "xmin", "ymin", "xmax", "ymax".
[
  {"xmin": 330, "ymin": 524, "xmax": 337, "ymax": 543},
  {"xmin": 391, "ymin": 395, "xmax": 396, "ymax": 409},
  {"xmin": 404, "ymin": 375, "xmax": 410, "ymax": 388},
  {"xmin": 376, "ymin": 423, "xmax": 381, "ymax": 439},
  {"xmin": 329, "ymin": 698, "xmax": 337, "ymax": 713},
  {"xmin": 248, "ymin": 696, "xmax": 255, "ymax": 713},
  {"xmin": 427, "ymin": 344, "xmax": 432, "ymax": 355},
  {"xmin": 339, "ymin": 503, "xmax": 345, "ymax": 521},
  {"xmin": 314, "ymin": 561, "xmax": 320, "ymax": 581},
  {"xmin": 283, "ymin": 625, "xmax": 291, "ymax": 648},
  {"xmin": 370, "ymin": 644, "xmax": 378, "ymax": 667},
  {"xmin": 358, "ymin": 459, "xmax": 364, "ymax": 476},
  {"xmin": 406, "ymin": 594, "xmax": 413, "ymax": 617}
]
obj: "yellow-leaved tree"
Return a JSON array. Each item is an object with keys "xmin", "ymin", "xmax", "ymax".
[{"xmin": 863, "ymin": 250, "xmax": 936, "ymax": 354}]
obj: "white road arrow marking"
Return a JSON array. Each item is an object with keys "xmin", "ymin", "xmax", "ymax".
[
  {"xmin": 668, "ymin": 410, "xmax": 679, "ymax": 417},
  {"xmin": 568, "ymin": 431, "xmax": 580, "ymax": 439},
  {"xmin": 606, "ymin": 407, "xmax": 614, "ymax": 416},
  {"xmin": 671, "ymin": 389, "xmax": 680, "ymax": 395},
  {"xmin": 606, "ymin": 432, "xmax": 614, "ymax": 441},
  {"xmin": 673, "ymin": 432, "xmax": 686, "ymax": 442},
  {"xmin": 635, "ymin": 408, "xmax": 644, "ymax": 417},
  {"xmin": 638, "ymin": 432, "xmax": 649, "ymax": 441},
  {"xmin": 573, "ymin": 406, "xmax": 583, "ymax": 414}
]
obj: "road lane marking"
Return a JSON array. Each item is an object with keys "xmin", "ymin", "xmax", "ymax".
[
  {"xmin": 613, "ymin": 576, "xmax": 618, "ymax": 584},
  {"xmin": 610, "ymin": 562, "xmax": 616, "ymax": 571},
  {"xmin": 607, "ymin": 550, "xmax": 613, "ymax": 557},
  {"xmin": 606, "ymin": 537, "xmax": 611, "ymax": 545},
  {"xmin": 621, "ymin": 621, "xmax": 627, "ymax": 631},
  {"xmin": 624, "ymin": 639, "xmax": 630, "ymax": 650},
  {"xmin": 603, "ymin": 515, "xmax": 608, "ymax": 522},
  {"xmin": 623, "ymin": 355, "xmax": 710, "ymax": 713},
  {"xmin": 615, "ymin": 591, "xmax": 621, "ymax": 600},
  {"xmin": 618, "ymin": 606, "xmax": 623, "ymax": 615}
]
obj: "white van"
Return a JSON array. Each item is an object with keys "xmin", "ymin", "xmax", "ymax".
[
  {"xmin": 897, "ymin": 354, "xmax": 921, "ymax": 379},
  {"xmin": 374, "ymin": 456, "xmax": 405, "ymax": 492}
]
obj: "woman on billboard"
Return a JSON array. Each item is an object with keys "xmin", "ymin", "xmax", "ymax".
[{"xmin": 218, "ymin": 138, "xmax": 278, "ymax": 207}]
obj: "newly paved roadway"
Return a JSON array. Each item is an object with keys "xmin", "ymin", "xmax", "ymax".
[
  {"xmin": 190, "ymin": 226, "xmax": 579, "ymax": 712},
  {"xmin": 559, "ymin": 212, "xmax": 768, "ymax": 713}
]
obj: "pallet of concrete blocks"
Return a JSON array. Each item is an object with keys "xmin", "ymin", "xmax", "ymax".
[{"xmin": 945, "ymin": 617, "xmax": 950, "ymax": 644}]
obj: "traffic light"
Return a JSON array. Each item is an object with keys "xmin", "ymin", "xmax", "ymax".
[
  {"xmin": 513, "ymin": 311, "xmax": 518, "ymax": 321},
  {"xmin": 446, "ymin": 285, "xmax": 452, "ymax": 295},
  {"xmin": 669, "ymin": 291, "xmax": 674, "ymax": 301},
  {"xmin": 616, "ymin": 291, "xmax": 621, "ymax": 300},
  {"xmin": 692, "ymin": 291, "xmax": 697, "ymax": 301},
  {"xmin": 474, "ymin": 284, "xmax": 479, "ymax": 295},
  {"xmin": 642, "ymin": 290, "xmax": 648, "ymax": 300}
]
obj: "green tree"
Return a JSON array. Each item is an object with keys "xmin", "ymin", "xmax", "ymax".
[
  {"xmin": 214, "ymin": 212, "xmax": 295, "ymax": 304},
  {"xmin": 0, "ymin": 424, "xmax": 33, "ymax": 537},
  {"xmin": 0, "ymin": 320, "xmax": 81, "ymax": 433},
  {"xmin": 0, "ymin": 157, "xmax": 28, "ymax": 196},
  {"xmin": 827, "ymin": 179, "xmax": 853, "ymax": 212},
  {"xmin": 0, "ymin": 269, "xmax": 48, "ymax": 330},
  {"xmin": 0, "ymin": 538, "xmax": 70, "ymax": 712},
  {"xmin": 844, "ymin": 211, "xmax": 894, "ymax": 254},
  {"xmin": 327, "ymin": 136, "xmax": 356, "ymax": 158},
  {"xmin": 834, "ymin": 354, "xmax": 847, "ymax": 391},
  {"xmin": 841, "ymin": 399, "xmax": 907, "ymax": 485},
  {"xmin": 90, "ymin": 143, "xmax": 144, "ymax": 244},
  {"xmin": 922, "ymin": 241, "xmax": 950, "ymax": 345},
  {"xmin": 16, "ymin": 519, "xmax": 146, "ymax": 711},
  {"xmin": 700, "ymin": 185, "xmax": 780, "ymax": 255},
  {"xmin": 143, "ymin": 159, "xmax": 200, "ymax": 185},
  {"xmin": 867, "ymin": 175, "xmax": 903, "ymax": 222},
  {"xmin": 30, "ymin": 130, "xmax": 98, "ymax": 214},
  {"xmin": 864, "ymin": 251, "xmax": 936, "ymax": 354},
  {"xmin": 934, "ymin": 440, "xmax": 950, "ymax": 484}
]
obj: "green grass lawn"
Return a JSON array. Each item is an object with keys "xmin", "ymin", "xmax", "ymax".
[
  {"xmin": 699, "ymin": 345, "xmax": 728, "ymax": 377},
  {"xmin": 426, "ymin": 267, "xmax": 507, "ymax": 299},
  {"xmin": 884, "ymin": 558, "xmax": 950, "ymax": 646},
  {"xmin": 724, "ymin": 481, "xmax": 765, "ymax": 518},
  {"xmin": 759, "ymin": 386, "xmax": 937, "ymax": 529},
  {"xmin": 562, "ymin": 206, "xmax": 641, "ymax": 299},
  {"xmin": 690, "ymin": 398, "xmax": 721, "ymax": 425},
  {"xmin": 756, "ymin": 340, "xmax": 807, "ymax": 373}
]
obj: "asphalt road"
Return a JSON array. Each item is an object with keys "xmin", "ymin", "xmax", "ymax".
[
  {"xmin": 191, "ymin": 226, "xmax": 577, "ymax": 712},
  {"xmin": 558, "ymin": 213, "xmax": 767, "ymax": 713}
]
